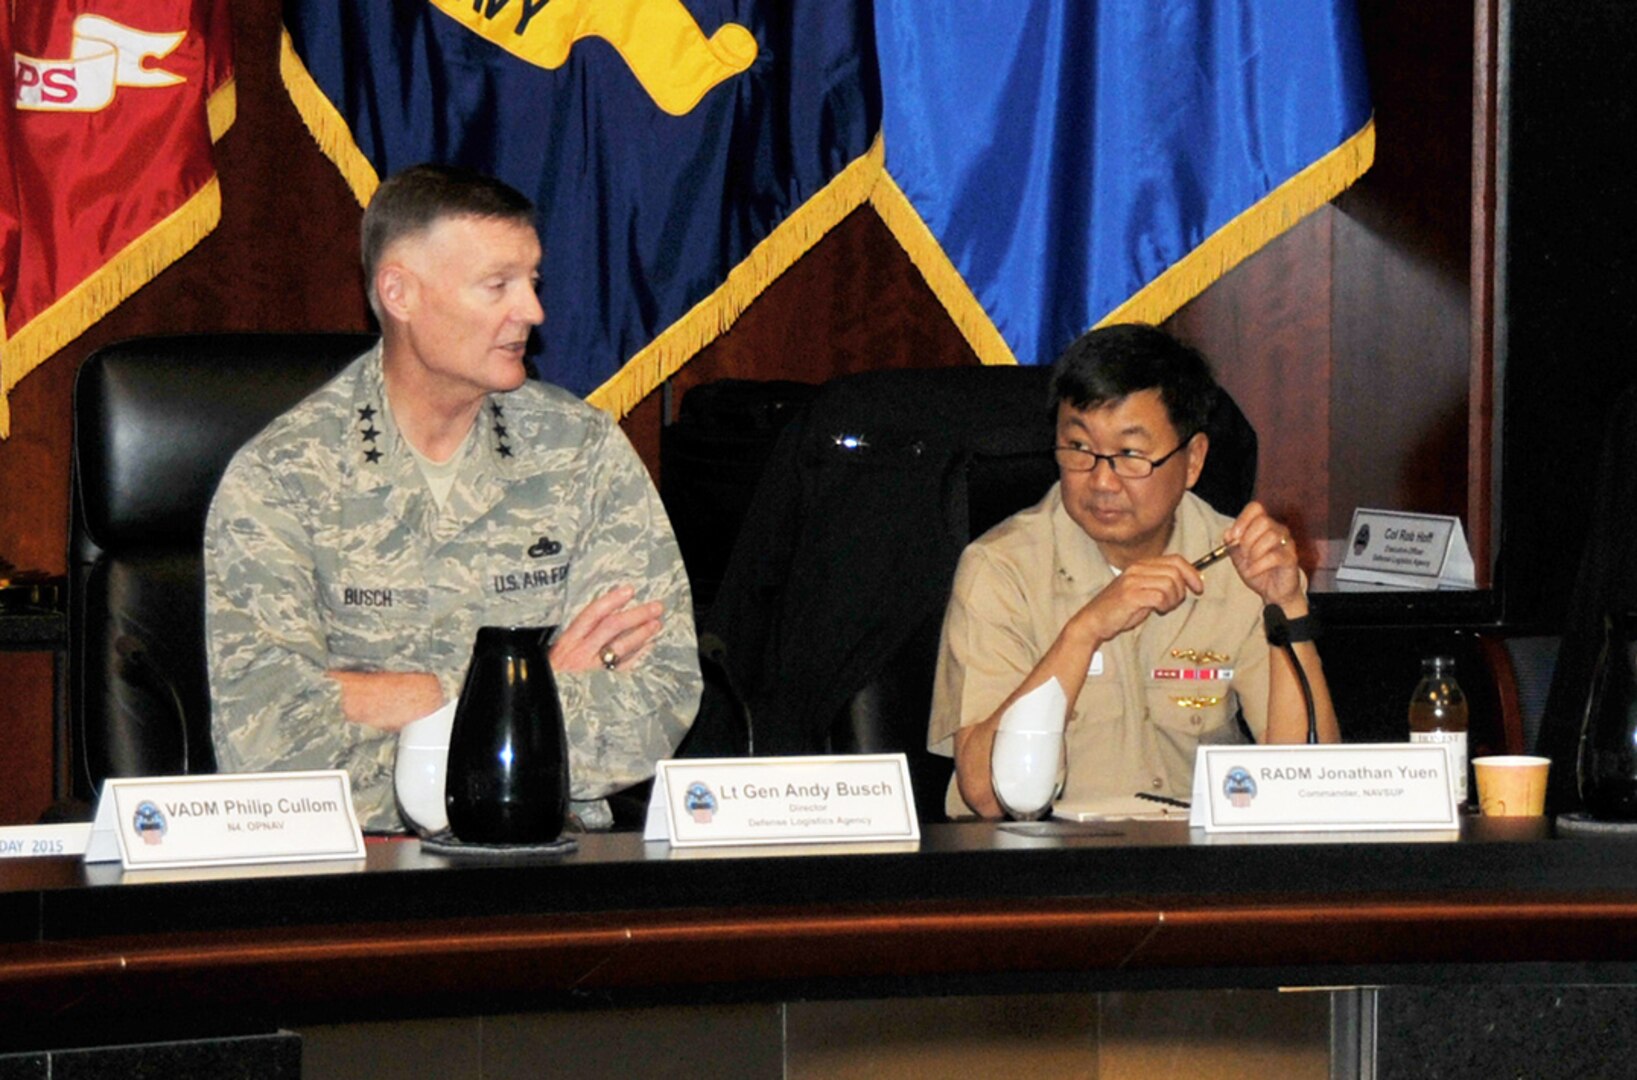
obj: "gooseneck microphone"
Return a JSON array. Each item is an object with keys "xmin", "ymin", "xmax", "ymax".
[
  {"xmin": 699, "ymin": 632, "xmax": 755, "ymax": 756},
  {"xmin": 1263, "ymin": 605, "xmax": 1319, "ymax": 745}
]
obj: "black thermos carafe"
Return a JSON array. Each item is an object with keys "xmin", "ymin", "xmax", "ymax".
[{"xmin": 444, "ymin": 626, "xmax": 569, "ymax": 843}]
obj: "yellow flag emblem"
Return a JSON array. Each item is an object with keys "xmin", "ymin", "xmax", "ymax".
[{"xmin": 429, "ymin": 0, "xmax": 757, "ymax": 116}]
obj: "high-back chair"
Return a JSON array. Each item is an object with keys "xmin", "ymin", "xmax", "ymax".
[
  {"xmin": 1533, "ymin": 379, "xmax": 1637, "ymax": 811},
  {"xmin": 68, "ymin": 333, "xmax": 376, "ymax": 802}
]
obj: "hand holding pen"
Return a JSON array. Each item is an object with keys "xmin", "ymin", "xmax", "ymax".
[{"xmin": 1072, "ymin": 540, "xmax": 1238, "ymax": 646}]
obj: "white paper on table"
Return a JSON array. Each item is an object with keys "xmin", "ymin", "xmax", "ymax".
[{"xmin": 1054, "ymin": 796, "xmax": 1185, "ymax": 822}]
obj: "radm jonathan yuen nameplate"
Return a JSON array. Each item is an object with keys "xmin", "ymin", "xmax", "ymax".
[{"xmin": 1188, "ymin": 744, "xmax": 1459, "ymax": 833}]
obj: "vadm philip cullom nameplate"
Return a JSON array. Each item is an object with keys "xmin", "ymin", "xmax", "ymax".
[{"xmin": 86, "ymin": 771, "xmax": 366, "ymax": 869}]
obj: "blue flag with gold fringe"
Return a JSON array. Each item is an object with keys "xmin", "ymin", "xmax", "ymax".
[
  {"xmin": 281, "ymin": 0, "xmax": 880, "ymax": 414},
  {"xmin": 284, "ymin": 0, "xmax": 1373, "ymax": 411},
  {"xmin": 868, "ymin": 0, "xmax": 1375, "ymax": 368}
]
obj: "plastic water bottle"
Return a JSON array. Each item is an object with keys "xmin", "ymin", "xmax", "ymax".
[{"xmin": 1408, "ymin": 656, "xmax": 1469, "ymax": 804}]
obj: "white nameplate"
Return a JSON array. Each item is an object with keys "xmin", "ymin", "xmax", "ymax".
[
  {"xmin": 644, "ymin": 755, "xmax": 920, "ymax": 847},
  {"xmin": 1187, "ymin": 744, "xmax": 1459, "ymax": 833},
  {"xmin": 0, "ymin": 823, "xmax": 93, "ymax": 859},
  {"xmin": 85, "ymin": 771, "xmax": 366, "ymax": 870},
  {"xmin": 1335, "ymin": 508, "xmax": 1476, "ymax": 589}
]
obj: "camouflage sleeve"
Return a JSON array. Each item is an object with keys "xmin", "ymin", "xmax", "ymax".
[
  {"xmin": 204, "ymin": 447, "xmax": 392, "ymax": 791},
  {"xmin": 552, "ymin": 418, "xmax": 701, "ymax": 800}
]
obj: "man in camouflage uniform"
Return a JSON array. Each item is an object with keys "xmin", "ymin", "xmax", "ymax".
[{"xmin": 205, "ymin": 165, "xmax": 700, "ymax": 831}]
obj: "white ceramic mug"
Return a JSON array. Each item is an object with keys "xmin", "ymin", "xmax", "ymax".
[
  {"xmin": 394, "ymin": 702, "xmax": 456, "ymax": 836},
  {"xmin": 990, "ymin": 729, "xmax": 1064, "ymax": 820}
]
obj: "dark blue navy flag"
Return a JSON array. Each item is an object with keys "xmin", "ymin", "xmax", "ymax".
[
  {"xmin": 282, "ymin": 0, "xmax": 879, "ymax": 414},
  {"xmin": 869, "ymin": 0, "xmax": 1375, "ymax": 368}
]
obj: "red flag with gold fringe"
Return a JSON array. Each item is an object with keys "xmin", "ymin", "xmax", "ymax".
[
  {"xmin": 0, "ymin": 8, "xmax": 21, "ymax": 386},
  {"xmin": 0, "ymin": 0, "xmax": 234, "ymax": 437}
]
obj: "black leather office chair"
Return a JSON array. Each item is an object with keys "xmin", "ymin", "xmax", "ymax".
[
  {"xmin": 68, "ymin": 332, "xmax": 376, "ymax": 803},
  {"xmin": 690, "ymin": 364, "xmax": 1258, "ymax": 822},
  {"xmin": 1534, "ymin": 379, "xmax": 1637, "ymax": 812}
]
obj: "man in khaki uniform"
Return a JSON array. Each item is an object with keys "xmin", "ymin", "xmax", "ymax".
[
  {"xmin": 929, "ymin": 324, "xmax": 1337, "ymax": 818},
  {"xmin": 206, "ymin": 165, "xmax": 700, "ymax": 830}
]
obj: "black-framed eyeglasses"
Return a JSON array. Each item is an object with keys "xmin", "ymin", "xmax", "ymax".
[{"xmin": 1053, "ymin": 437, "xmax": 1192, "ymax": 479}]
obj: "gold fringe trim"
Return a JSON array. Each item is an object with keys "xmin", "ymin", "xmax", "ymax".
[
  {"xmin": 279, "ymin": 27, "xmax": 380, "ymax": 207},
  {"xmin": 277, "ymin": 27, "xmax": 882, "ymax": 418},
  {"xmin": 0, "ymin": 177, "xmax": 224, "ymax": 438},
  {"xmin": 1, "ymin": 71, "xmax": 238, "ymax": 438},
  {"xmin": 0, "ymin": 299, "xmax": 8, "ymax": 438},
  {"xmin": 867, "ymin": 117, "xmax": 1376, "ymax": 366},
  {"xmin": 1100, "ymin": 117, "xmax": 1376, "ymax": 328},
  {"xmin": 868, "ymin": 169, "xmax": 1019, "ymax": 367},
  {"xmin": 208, "ymin": 77, "xmax": 238, "ymax": 143},
  {"xmin": 586, "ymin": 134, "xmax": 886, "ymax": 417}
]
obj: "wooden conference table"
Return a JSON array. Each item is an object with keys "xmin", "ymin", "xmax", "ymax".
[{"xmin": 5, "ymin": 813, "xmax": 1637, "ymax": 1057}]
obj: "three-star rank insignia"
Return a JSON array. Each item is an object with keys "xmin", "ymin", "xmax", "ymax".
[
  {"xmin": 358, "ymin": 402, "xmax": 383, "ymax": 464},
  {"xmin": 491, "ymin": 403, "xmax": 512, "ymax": 458}
]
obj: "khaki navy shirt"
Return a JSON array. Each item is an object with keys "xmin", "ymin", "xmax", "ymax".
[
  {"xmin": 929, "ymin": 486, "xmax": 1278, "ymax": 817},
  {"xmin": 204, "ymin": 345, "xmax": 701, "ymax": 830}
]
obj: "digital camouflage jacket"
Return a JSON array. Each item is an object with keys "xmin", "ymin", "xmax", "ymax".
[{"xmin": 204, "ymin": 345, "xmax": 700, "ymax": 830}]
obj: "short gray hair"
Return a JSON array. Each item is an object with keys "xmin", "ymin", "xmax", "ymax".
[{"xmin": 360, "ymin": 164, "xmax": 535, "ymax": 317}]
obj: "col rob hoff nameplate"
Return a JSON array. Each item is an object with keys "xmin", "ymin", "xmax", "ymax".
[
  {"xmin": 648, "ymin": 755, "xmax": 920, "ymax": 847},
  {"xmin": 88, "ymin": 771, "xmax": 366, "ymax": 869},
  {"xmin": 1188, "ymin": 744, "xmax": 1459, "ymax": 833},
  {"xmin": 1335, "ymin": 508, "xmax": 1476, "ymax": 590}
]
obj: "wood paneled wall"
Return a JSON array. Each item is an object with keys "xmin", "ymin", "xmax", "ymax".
[{"xmin": 0, "ymin": 0, "xmax": 1479, "ymax": 823}]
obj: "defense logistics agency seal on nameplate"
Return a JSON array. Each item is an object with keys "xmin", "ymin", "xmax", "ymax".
[
  {"xmin": 685, "ymin": 782, "xmax": 718, "ymax": 824},
  {"xmin": 1223, "ymin": 767, "xmax": 1258, "ymax": 809},
  {"xmin": 132, "ymin": 801, "xmax": 168, "ymax": 845}
]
